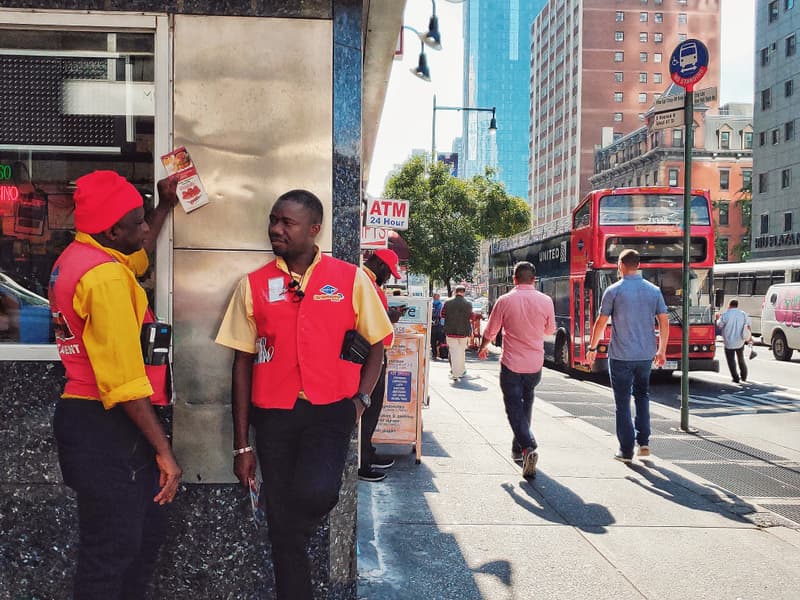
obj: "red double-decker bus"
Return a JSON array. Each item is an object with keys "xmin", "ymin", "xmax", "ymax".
[{"xmin": 488, "ymin": 187, "xmax": 719, "ymax": 375}]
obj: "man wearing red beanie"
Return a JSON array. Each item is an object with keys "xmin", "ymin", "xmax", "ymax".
[{"xmin": 49, "ymin": 170, "xmax": 183, "ymax": 600}]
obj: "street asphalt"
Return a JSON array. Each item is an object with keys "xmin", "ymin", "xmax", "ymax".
[{"xmin": 357, "ymin": 350, "xmax": 800, "ymax": 600}]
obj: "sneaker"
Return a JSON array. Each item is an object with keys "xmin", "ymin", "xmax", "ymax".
[
  {"xmin": 358, "ymin": 468, "xmax": 387, "ymax": 482},
  {"xmin": 614, "ymin": 450, "xmax": 633, "ymax": 463},
  {"xmin": 637, "ymin": 446, "xmax": 650, "ymax": 457},
  {"xmin": 371, "ymin": 455, "xmax": 395, "ymax": 469},
  {"xmin": 522, "ymin": 447, "xmax": 539, "ymax": 479}
]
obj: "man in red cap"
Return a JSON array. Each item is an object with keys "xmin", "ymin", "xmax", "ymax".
[
  {"xmin": 48, "ymin": 170, "xmax": 183, "ymax": 599},
  {"xmin": 359, "ymin": 248, "xmax": 406, "ymax": 481}
]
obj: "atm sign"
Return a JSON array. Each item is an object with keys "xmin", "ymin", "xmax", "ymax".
[{"xmin": 366, "ymin": 198, "xmax": 409, "ymax": 230}]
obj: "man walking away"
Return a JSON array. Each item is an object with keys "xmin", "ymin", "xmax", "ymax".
[
  {"xmin": 442, "ymin": 285, "xmax": 473, "ymax": 380},
  {"xmin": 587, "ymin": 249, "xmax": 669, "ymax": 463},
  {"xmin": 478, "ymin": 262, "xmax": 555, "ymax": 479},
  {"xmin": 717, "ymin": 298, "xmax": 752, "ymax": 383},
  {"xmin": 430, "ymin": 292, "xmax": 444, "ymax": 359}
]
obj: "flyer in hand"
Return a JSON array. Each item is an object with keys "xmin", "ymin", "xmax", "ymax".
[{"xmin": 160, "ymin": 146, "xmax": 209, "ymax": 213}]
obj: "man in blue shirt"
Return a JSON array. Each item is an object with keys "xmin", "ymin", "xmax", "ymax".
[
  {"xmin": 717, "ymin": 298, "xmax": 752, "ymax": 383},
  {"xmin": 587, "ymin": 249, "xmax": 669, "ymax": 462}
]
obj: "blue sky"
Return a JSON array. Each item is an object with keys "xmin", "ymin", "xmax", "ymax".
[{"xmin": 367, "ymin": 0, "xmax": 755, "ymax": 196}]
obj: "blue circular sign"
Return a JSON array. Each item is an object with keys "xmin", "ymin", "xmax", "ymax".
[{"xmin": 669, "ymin": 39, "xmax": 709, "ymax": 90}]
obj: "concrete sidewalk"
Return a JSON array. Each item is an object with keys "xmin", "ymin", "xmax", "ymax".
[{"xmin": 357, "ymin": 354, "xmax": 800, "ymax": 600}]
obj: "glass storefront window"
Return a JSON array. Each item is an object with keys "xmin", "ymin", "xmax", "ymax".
[{"xmin": 0, "ymin": 27, "xmax": 156, "ymax": 345}]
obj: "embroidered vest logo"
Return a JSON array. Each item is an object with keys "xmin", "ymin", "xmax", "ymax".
[{"xmin": 314, "ymin": 284, "xmax": 345, "ymax": 302}]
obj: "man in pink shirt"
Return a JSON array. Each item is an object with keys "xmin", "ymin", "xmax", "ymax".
[{"xmin": 478, "ymin": 261, "xmax": 555, "ymax": 478}]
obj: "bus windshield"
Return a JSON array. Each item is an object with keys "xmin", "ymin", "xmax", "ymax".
[
  {"xmin": 597, "ymin": 268, "xmax": 714, "ymax": 325},
  {"xmin": 598, "ymin": 194, "xmax": 711, "ymax": 226}
]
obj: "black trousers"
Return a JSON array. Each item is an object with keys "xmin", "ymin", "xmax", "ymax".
[
  {"xmin": 360, "ymin": 354, "xmax": 387, "ymax": 470},
  {"xmin": 724, "ymin": 346, "xmax": 748, "ymax": 382},
  {"xmin": 53, "ymin": 399, "xmax": 166, "ymax": 600},
  {"xmin": 253, "ymin": 398, "xmax": 356, "ymax": 600}
]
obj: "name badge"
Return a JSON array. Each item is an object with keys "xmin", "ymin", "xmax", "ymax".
[{"xmin": 268, "ymin": 277, "xmax": 284, "ymax": 303}]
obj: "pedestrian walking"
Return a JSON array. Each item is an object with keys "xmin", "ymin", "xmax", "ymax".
[
  {"xmin": 49, "ymin": 171, "xmax": 183, "ymax": 599},
  {"xmin": 717, "ymin": 298, "xmax": 752, "ymax": 383},
  {"xmin": 587, "ymin": 249, "xmax": 669, "ymax": 463},
  {"xmin": 215, "ymin": 189, "xmax": 392, "ymax": 600},
  {"xmin": 359, "ymin": 249, "xmax": 407, "ymax": 482},
  {"xmin": 430, "ymin": 292, "xmax": 445, "ymax": 359},
  {"xmin": 442, "ymin": 285, "xmax": 472, "ymax": 380},
  {"xmin": 478, "ymin": 261, "xmax": 555, "ymax": 479}
]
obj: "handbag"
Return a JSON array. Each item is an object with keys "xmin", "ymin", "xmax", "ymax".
[{"xmin": 340, "ymin": 329, "xmax": 371, "ymax": 364}]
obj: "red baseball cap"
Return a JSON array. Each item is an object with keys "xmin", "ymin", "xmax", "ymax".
[
  {"xmin": 373, "ymin": 249, "xmax": 401, "ymax": 279},
  {"xmin": 73, "ymin": 170, "xmax": 143, "ymax": 234}
]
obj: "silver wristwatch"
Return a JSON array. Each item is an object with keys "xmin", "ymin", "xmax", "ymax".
[{"xmin": 354, "ymin": 391, "xmax": 371, "ymax": 409}]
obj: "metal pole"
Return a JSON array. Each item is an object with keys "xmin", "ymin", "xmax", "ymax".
[
  {"xmin": 431, "ymin": 94, "xmax": 437, "ymax": 164},
  {"xmin": 680, "ymin": 87, "xmax": 694, "ymax": 432}
]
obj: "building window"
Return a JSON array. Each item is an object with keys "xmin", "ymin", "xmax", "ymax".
[
  {"xmin": 783, "ymin": 169, "xmax": 793, "ymax": 188},
  {"xmin": 614, "ymin": 91, "xmax": 624, "ymax": 102},
  {"xmin": 785, "ymin": 212, "xmax": 793, "ymax": 232},
  {"xmin": 760, "ymin": 213, "xmax": 769, "ymax": 234},
  {"xmin": 743, "ymin": 170, "xmax": 752, "ymax": 190},
  {"xmin": 614, "ymin": 112, "xmax": 623, "ymax": 122},
  {"xmin": 614, "ymin": 71, "xmax": 624, "ymax": 82},
  {"xmin": 772, "ymin": 128, "xmax": 780, "ymax": 144},
  {"xmin": 769, "ymin": 0, "xmax": 779, "ymax": 22},
  {"xmin": 744, "ymin": 131, "xmax": 753, "ymax": 148},
  {"xmin": 759, "ymin": 173, "xmax": 769, "ymax": 194},
  {"xmin": 655, "ymin": 12, "xmax": 663, "ymax": 23},
  {"xmin": 616, "ymin": 11, "xmax": 625, "ymax": 22},
  {"xmin": 761, "ymin": 47, "xmax": 771, "ymax": 66},
  {"xmin": 718, "ymin": 238, "xmax": 729, "ymax": 261},
  {"xmin": 719, "ymin": 201, "xmax": 730, "ymax": 225},
  {"xmin": 672, "ymin": 128, "xmax": 683, "ymax": 148},
  {"xmin": 720, "ymin": 131, "xmax": 730, "ymax": 149},
  {"xmin": 638, "ymin": 92, "xmax": 647, "ymax": 103},
  {"xmin": 761, "ymin": 88, "xmax": 772, "ymax": 110},
  {"xmin": 787, "ymin": 120, "xmax": 796, "ymax": 141},
  {"xmin": 614, "ymin": 51, "xmax": 624, "ymax": 62},
  {"xmin": 640, "ymin": 52, "xmax": 648, "ymax": 63},
  {"xmin": 639, "ymin": 72, "xmax": 648, "ymax": 83},
  {"xmin": 615, "ymin": 31, "xmax": 625, "ymax": 42},
  {"xmin": 654, "ymin": 53, "xmax": 662, "ymax": 63},
  {"xmin": 786, "ymin": 79, "xmax": 794, "ymax": 97},
  {"xmin": 678, "ymin": 13, "xmax": 687, "ymax": 25},
  {"xmin": 759, "ymin": 131, "xmax": 766, "ymax": 146},
  {"xmin": 654, "ymin": 32, "xmax": 663, "ymax": 43},
  {"xmin": 668, "ymin": 168, "xmax": 679, "ymax": 186},
  {"xmin": 653, "ymin": 72, "xmax": 662, "ymax": 84},
  {"xmin": 640, "ymin": 12, "xmax": 648, "ymax": 22},
  {"xmin": 788, "ymin": 34, "xmax": 797, "ymax": 56},
  {"xmin": 720, "ymin": 170, "xmax": 730, "ymax": 190},
  {"xmin": 678, "ymin": 33, "xmax": 687, "ymax": 42},
  {"xmin": 640, "ymin": 32, "xmax": 648, "ymax": 42}
]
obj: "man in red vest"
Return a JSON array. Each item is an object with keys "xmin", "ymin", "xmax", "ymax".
[
  {"xmin": 48, "ymin": 170, "xmax": 182, "ymax": 599},
  {"xmin": 216, "ymin": 190, "xmax": 392, "ymax": 600},
  {"xmin": 359, "ymin": 248, "xmax": 406, "ymax": 482}
]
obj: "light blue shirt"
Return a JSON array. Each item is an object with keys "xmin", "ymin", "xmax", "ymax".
[
  {"xmin": 718, "ymin": 308, "xmax": 751, "ymax": 349},
  {"xmin": 600, "ymin": 274, "xmax": 668, "ymax": 361}
]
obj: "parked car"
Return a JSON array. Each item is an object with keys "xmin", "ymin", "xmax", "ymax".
[{"xmin": 760, "ymin": 283, "xmax": 800, "ymax": 360}]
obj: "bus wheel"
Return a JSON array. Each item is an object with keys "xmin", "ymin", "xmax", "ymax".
[
  {"xmin": 555, "ymin": 334, "xmax": 570, "ymax": 371},
  {"xmin": 772, "ymin": 331, "xmax": 793, "ymax": 361}
]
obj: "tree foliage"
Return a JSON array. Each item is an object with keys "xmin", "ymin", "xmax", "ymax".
[{"xmin": 383, "ymin": 157, "xmax": 529, "ymax": 294}]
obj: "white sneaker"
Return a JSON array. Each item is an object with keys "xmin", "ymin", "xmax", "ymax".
[{"xmin": 522, "ymin": 448, "xmax": 539, "ymax": 478}]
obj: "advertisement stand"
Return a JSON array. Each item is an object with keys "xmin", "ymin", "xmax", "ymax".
[{"xmin": 373, "ymin": 297, "xmax": 432, "ymax": 464}]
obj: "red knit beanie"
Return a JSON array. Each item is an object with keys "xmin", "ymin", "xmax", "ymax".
[{"xmin": 73, "ymin": 170, "xmax": 143, "ymax": 234}]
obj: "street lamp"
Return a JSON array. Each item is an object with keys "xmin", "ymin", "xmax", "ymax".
[
  {"xmin": 402, "ymin": 25, "xmax": 438, "ymax": 82},
  {"xmin": 431, "ymin": 94, "xmax": 497, "ymax": 163}
]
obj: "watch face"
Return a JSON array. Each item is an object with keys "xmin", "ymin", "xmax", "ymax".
[{"xmin": 358, "ymin": 392, "xmax": 371, "ymax": 407}]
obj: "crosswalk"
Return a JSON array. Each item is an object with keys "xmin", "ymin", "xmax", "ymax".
[{"xmin": 690, "ymin": 390, "xmax": 800, "ymax": 414}]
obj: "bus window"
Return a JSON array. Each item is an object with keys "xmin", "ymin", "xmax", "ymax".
[
  {"xmin": 723, "ymin": 276, "xmax": 738, "ymax": 295},
  {"xmin": 791, "ymin": 270, "xmax": 800, "ymax": 283},
  {"xmin": 598, "ymin": 194, "xmax": 710, "ymax": 225},
  {"xmin": 738, "ymin": 275, "xmax": 754, "ymax": 296},
  {"xmin": 772, "ymin": 270, "xmax": 785, "ymax": 285},
  {"xmin": 573, "ymin": 201, "xmax": 591, "ymax": 229},
  {"xmin": 554, "ymin": 278, "xmax": 570, "ymax": 316},
  {"xmin": 754, "ymin": 273, "xmax": 772, "ymax": 295}
]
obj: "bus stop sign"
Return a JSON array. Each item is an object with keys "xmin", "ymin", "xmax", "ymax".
[{"xmin": 669, "ymin": 39, "xmax": 709, "ymax": 90}]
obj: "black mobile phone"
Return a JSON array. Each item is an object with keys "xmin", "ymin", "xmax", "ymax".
[{"xmin": 141, "ymin": 322, "xmax": 172, "ymax": 365}]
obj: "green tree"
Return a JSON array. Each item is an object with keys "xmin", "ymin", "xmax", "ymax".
[
  {"xmin": 732, "ymin": 179, "xmax": 752, "ymax": 261},
  {"xmin": 383, "ymin": 157, "xmax": 529, "ymax": 295}
]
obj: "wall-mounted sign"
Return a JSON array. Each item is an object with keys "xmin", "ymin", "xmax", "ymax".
[
  {"xmin": 366, "ymin": 198, "xmax": 409, "ymax": 230},
  {"xmin": 0, "ymin": 164, "xmax": 12, "ymax": 180}
]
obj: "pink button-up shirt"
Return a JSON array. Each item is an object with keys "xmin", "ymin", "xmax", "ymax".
[{"xmin": 483, "ymin": 284, "xmax": 556, "ymax": 374}]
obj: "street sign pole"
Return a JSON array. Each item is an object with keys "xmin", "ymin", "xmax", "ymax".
[{"xmin": 680, "ymin": 87, "xmax": 694, "ymax": 432}]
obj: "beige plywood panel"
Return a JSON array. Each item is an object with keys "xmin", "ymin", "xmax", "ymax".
[
  {"xmin": 171, "ymin": 248, "xmax": 269, "ymax": 482},
  {"xmin": 171, "ymin": 16, "xmax": 333, "ymax": 252}
]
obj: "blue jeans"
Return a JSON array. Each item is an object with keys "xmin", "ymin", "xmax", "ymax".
[
  {"xmin": 54, "ymin": 399, "xmax": 166, "ymax": 600},
  {"xmin": 499, "ymin": 364, "xmax": 541, "ymax": 451},
  {"xmin": 608, "ymin": 359, "xmax": 652, "ymax": 457}
]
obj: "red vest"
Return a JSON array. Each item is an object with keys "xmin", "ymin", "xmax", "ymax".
[
  {"xmin": 248, "ymin": 255, "xmax": 362, "ymax": 409},
  {"xmin": 49, "ymin": 241, "xmax": 170, "ymax": 405}
]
